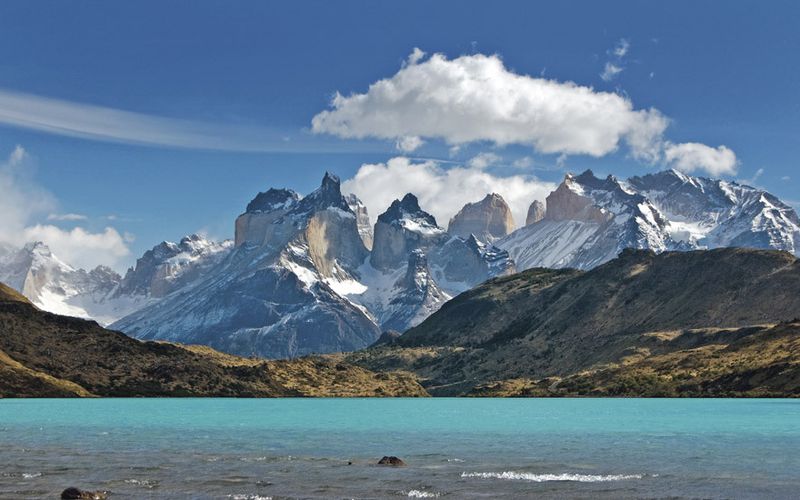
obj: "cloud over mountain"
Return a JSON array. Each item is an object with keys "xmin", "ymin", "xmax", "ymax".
[
  {"xmin": 0, "ymin": 145, "xmax": 130, "ymax": 270},
  {"xmin": 313, "ymin": 49, "xmax": 738, "ymax": 176},
  {"xmin": 341, "ymin": 156, "xmax": 556, "ymax": 229}
]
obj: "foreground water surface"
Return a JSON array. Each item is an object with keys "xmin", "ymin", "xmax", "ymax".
[{"xmin": 0, "ymin": 398, "xmax": 798, "ymax": 499}]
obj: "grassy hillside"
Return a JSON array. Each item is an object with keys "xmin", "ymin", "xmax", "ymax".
[
  {"xmin": 350, "ymin": 248, "xmax": 800, "ymax": 396},
  {"xmin": 0, "ymin": 291, "xmax": 426, "ymax": 398}
]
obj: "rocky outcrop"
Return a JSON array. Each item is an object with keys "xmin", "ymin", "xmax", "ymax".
[
  {"xmin": 372, "ymin": 330, "xmax": 402, "ymax": 346},
  {"xmin": 448, "ymin": 193, "xmax": 515, "ymax": 242},
  {"xmin": 370, "ymin": 194, "xmax": 447, "ymax": 272},
  {"xmin": 380, "ymin": 250, "xmax": 450, "ymax": 332},
  {"xmin": 526, "ymin": 200, "xmax": 545, "ymax": 225},
  {"xmin": 544, "ymin": 172, "xmax": 613, "ymax": 224},
  {"xmin": 346, "ymin": 193, "xmax": 373, "ymax": 250},
  {"xmin": 61, "ymin": 487, "xmax": 108, "ymax": 500},
  {"xmin": 235, "ymin": 188, "xmax": 300, "ymax": 247},
  {"xmin": 378, "ymin": 456, "xmax": 406, "ymax": 466}
]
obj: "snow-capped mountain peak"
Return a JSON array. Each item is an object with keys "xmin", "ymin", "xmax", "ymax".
[{"xmin": 499, "ymin": 169, "xmax": 800, "ymax": 271}]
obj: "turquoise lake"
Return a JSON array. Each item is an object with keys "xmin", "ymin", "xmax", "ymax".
[{"xmin": 1, "ymin": 398, "xmax": 798, "ymax": 499}]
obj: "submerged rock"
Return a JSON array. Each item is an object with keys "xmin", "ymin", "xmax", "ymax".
[
  {"xmin": 378, "ymin": 456, "xmax": 406, "ymax": 466},
  {"xmin": 60, "ymin": 487, "xmax": 108, "ymax": 500}
]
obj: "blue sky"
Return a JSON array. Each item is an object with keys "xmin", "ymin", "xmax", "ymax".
[{"xmin": 0, "ymin": 1, "xmax": 798, "ymax": 270}]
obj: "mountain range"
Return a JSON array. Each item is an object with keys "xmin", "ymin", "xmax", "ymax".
[{"xmin": 1, "ymin": 168, "xmax": 799, "ymax": 359}]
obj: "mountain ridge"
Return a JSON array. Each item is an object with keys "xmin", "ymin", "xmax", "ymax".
[{"xmin": 348, "ymin": 247, "xmax": 800, "ymax": 395}]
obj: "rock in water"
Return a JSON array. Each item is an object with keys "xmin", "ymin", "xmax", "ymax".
[
  {"xmin": 448, "ymin": 193, "xmax": 515, "ymax": 243},
  {"xmin": 378, "ymin": 456, "xmax": 406, "ymax": 466},
  {"xmin": 526, "ymin": 200, "xmax": 546, "ymax": 225},
  {"xmin": 61, "ymin": 487, "xmax": 108, "ymax": 500}
]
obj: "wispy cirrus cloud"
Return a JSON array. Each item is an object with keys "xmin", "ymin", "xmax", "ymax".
[
  {"xmin": 0, "ymin": 88, "xmax": 371, "ymax": 153},
  {"xmin": 601, "ymin": 38, "xmax": 630, "ymax": 82},
  {"xmin": 47, "ymin": 213, "xmax": 88, "ymax": 222}
]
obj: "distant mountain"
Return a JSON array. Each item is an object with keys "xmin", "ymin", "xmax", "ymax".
[
  {"xmin": 349, "ymin": 248, "xmax": 800, "ymax": 396},
  {"xmin": 448, "ymin": 193, "xmax": 515, "ymax": 243},
  {"xmin": 0, "ymin": 280, "xmax": 426, "ymax": 397},
  {"xmin": 498, "ymin": 169, "xmax": 800, "ymax": 270},
  {"xmin": 0, "ymin": 235, "xmax": 231, "ymax": 325}
]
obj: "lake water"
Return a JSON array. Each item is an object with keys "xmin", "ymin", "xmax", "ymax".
[{"xmin": 0, "ymin": 398, "xmax": 798, "ymax": 499}]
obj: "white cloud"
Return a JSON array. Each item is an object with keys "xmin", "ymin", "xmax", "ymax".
[
  {"xmin": 312, "ymin": 50, "xmax": 669, "ymax": 160},
  {"xmin": 0, "ymin": 88, "xmax": 317, "ymax": 153},
  {"xmin": 601, "ymin": 39, "xmax": 630, "ymax": 81},
  {"xmin": 512, "ymin": 156, "xmax": 533, "ymax": 168},
  {"xmin": 739, "ymin": 167, "xmax": 764, "ymax": 187},
  {"xmin": 395, "ymin": 135, "xmax": 424, "ymax": 152},
  {"xmin": 612, "ymin": 39, "xmax": 630, "ymax": 58},
  {"xmin": 467, "ymin": 152, "xmax": 501, "ymax": 169},
  {"xmin": 0, "ymin": 145, "xmax": 131, "ymax": 271},
  {"xmin": 47, "ymin": 213, "xmax": 88, "ymax": 221},
  {"xmin": 664, "ymin": 142, "xmax": 738, "ymax": 176},
  {"xmin": 341, "ymin": 156, "xmax": 556, "ymax": 230},
  {"xmin": 406, "ymin": 47, "xmax": 426, "ymax": 66},
  {"xmin": 22, "ymin": 225, "xmax": 130, "ymax": 271},
  {"xmin": 600, "ymin": 62, "xmax": 623, "ymax": 82}
]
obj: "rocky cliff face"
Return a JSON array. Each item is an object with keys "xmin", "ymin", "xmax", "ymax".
[
  {"xmin": 448, "ymin": 193, "xmax": 515, "ymax": 243},
  {"xmin": 378, "ymin": 250, "xmax": 449, "ymax": 332},
  {"xmin": 526, "ymin": 200, "xmax": 545, "ymax": 225},
  {"xmin": 114, "ymin": 173, "xmax": 378, "ymax": 359},
  {"xmin": 370, "ymin": 194, "xmax": 448, "ymax": 272},
  {"xmin": 345, "ymin": 193, "xmax": 373, "ymax": 249}
]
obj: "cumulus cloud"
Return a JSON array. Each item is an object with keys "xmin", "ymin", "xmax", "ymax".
[
  {"xmin": 0, "ymin": 145, "xmax": 131, "ymax": 270},
  {"xmin": 664, "ymin": 142, "xmax": 738, "ymax": 176},
  {"xmin": 312, "ymin": 50, "xmax": 669, "ymax": 160},
  {"xmin": 341, "ymin": 156, "xmax": 556, "ymax": 229}
]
